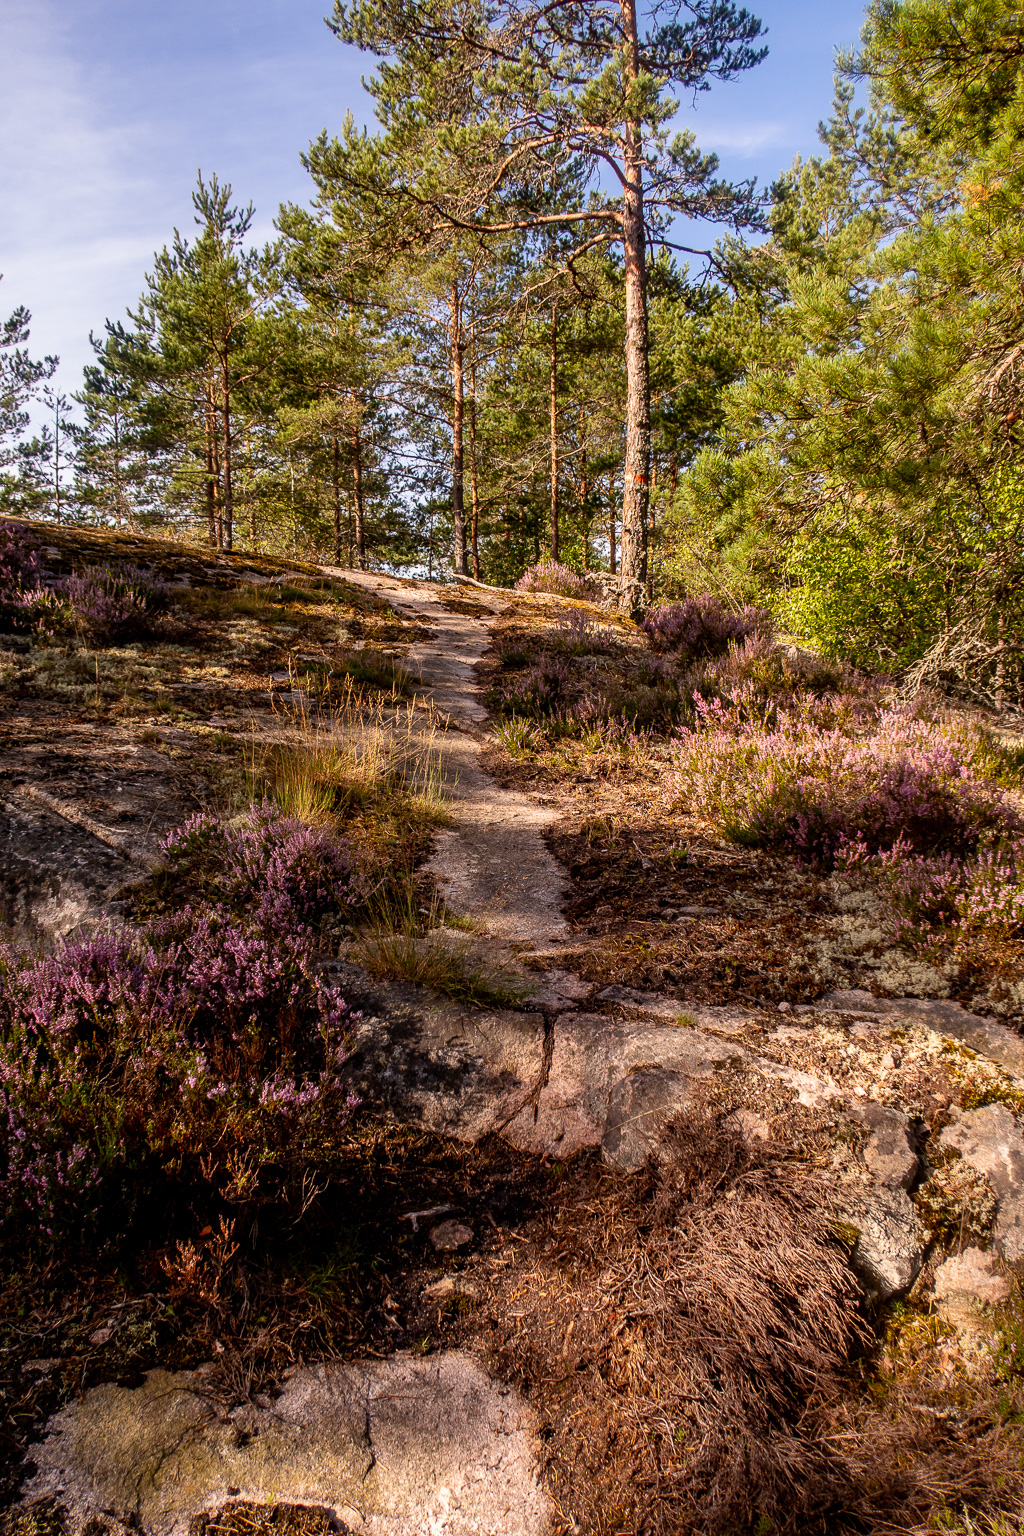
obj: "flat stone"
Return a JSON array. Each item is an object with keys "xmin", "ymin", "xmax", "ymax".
[
  {"xmin": 601, "ymin": 1068, "xmax": 692, "ymax": 1171},
  {"xmin": 596, "ymin": 985, "xmax": 691, "ymax": 1021},
  {"xmin": 502, "ymin": 1013, "xmax": 744, "ymax": 1159},
  {"xmin": 724, "ymin": 1108, "xmax": 770, "ymax": 1144},
  {"xmin": 940, "ymin": 1104, "xmax": 1024, "ymax": 1261},
  {"xmin": 842, "ymin": 1185, "xmax": 927, "ymax": 1300},
  {"xmin": 22, "ymin": 1356, "xmax": 549, "ymax": 1536},
  {"xmin": 421, "ymin": 1275, "xmax": 482, "ymax": 1304},
  {"xmin": 933, "ymin": 1247, "xmax": 1011, "ymax": 1307},
  {"xmin": 849, "ymin": 1102, "xmax": 919, "ymax": 1190},
  {"xmin": 429, "ymin": 1220, "xmax": 474, "ymax": 1251},
  {"xmin": 817, "ymin": 991, "xmax": 1024, "ymax": 1079}
]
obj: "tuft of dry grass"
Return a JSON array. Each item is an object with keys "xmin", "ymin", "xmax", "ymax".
[
  {"xmin": 352, "ymin": 889, "xmax": 533, "ymax": 1008},
  {"xmin": 245, "ymin": 689, "xmax": 450, "ymax": 828}
]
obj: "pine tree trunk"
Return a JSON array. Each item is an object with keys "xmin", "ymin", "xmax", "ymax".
[
  {"xmin": 579, "ymin": 453, "xmax": 590, "ymax": 570},
  {"xmin": 450, "ymin": 281, "xmax": 468, "ymax": 576},
  {"xmin": 469, "ymin": 346, "xmax": 482, "ymax": 580},
  {"xmin": 332, "ymin": 438, "xmax": 343, "ymax": 565},
  {"xmin": 647, "ymin": 455, "xmax": 656, "ymax": 602},
  {"xmin": 618, "ymin": 0, "xmax": 651, "ymax": 616},
  {"xmin": 352, "ymin": 412, "xmax": 366, "ymax": 570},
  {"xmin": 205, "ymin": 383, "xmax": 219, "ymax": 547},
  {"xmin": 220, "ymin": 361, "xmax": 233, "ymax": 552},
  {"xmin": 549, "ymin": 301, "xmax": 559, "ymax": 563}
]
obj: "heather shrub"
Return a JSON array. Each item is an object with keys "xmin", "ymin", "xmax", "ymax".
[
  {"xmin": 641, "ymin": 594, "xmax": 772, "ymax": 661},
  {"xmin": 0, "ymin": 521, "xmax": 46, "ymax": 631},
  {"xmin": 0, "ymin": 802, "xmax": 369, "ymax": 1248},
  {"xmin": 0, "ymin": 520, "xmax": 43, "ymax": 595},
  {"xmin": 545, "ymin": 608, "xmax": 618, "ymax": 657},
  {"xmin": 158, "ymin": 805, "xmax": 365, "ymax": 933},
  {"xmin": 492, "ymin": 655, "xmax": 574, "ymax": 717},
  {"xmin": 675, "ymin": 705, "xmax": 1022, "ymax": 866},
  {"xmin": 60, "ymin": 562, "xmax": 169, "ymax": 643},
  {"xmin": 685, "ymin": 633, "xmax": 864, "ymax": 724},
  {"xmin": 0, "ymin": 918, "xmax": 358, "ymax": 1243},
  {"xmin": 838, "ymin": 833, "xmax": 1024, "ymax": 963},
  {"xmin": 516, "ymin": 560, "xmax": 603, "ymax": 602}
]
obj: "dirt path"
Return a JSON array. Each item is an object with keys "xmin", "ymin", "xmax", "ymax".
[{"xmin": 331, "ymin": 570, "xmax": 570, "ymax": 949}]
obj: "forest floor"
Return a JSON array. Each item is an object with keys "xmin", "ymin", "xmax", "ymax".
[{"xmin": 3, "ymin": 521, "xmax": 1024, "ymax": 1536}]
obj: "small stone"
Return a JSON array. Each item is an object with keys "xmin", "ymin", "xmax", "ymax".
[
  {"xmin": 88, "ymin": 1326, "xmax": 115, "ymax": 1347},
  {"xmin": 777, "ymin": 1001, "xmax": 792, "ymax": 1014},
  {"xmin": 601, "ymin": 1068, "xmax": 691, "ymax": 1171},
  {"xmin": 880, "ymin": 1052, "xmax": 896, "ymax": 1071},
  {"xmin": 724, "ymin": 1108, "xmax": 770, "ymax": 1145},
  {"xmin": 933, "ymin": 1247, "xmax": 1010, "ymax": 1307},
  {"xmin": 429, "ymin": 1220, "xmax": 474, "ymax": 1251},
  {"xmin": 851, "ymin": 1102, "xmax": 919, "ymax": 1191},
  {"xmin": 842, "ymin": 1185, "xmax": 927, "ymax": 1299},
  {"xmin": 422, "ymin": 1275, "xmax": 481, "ymax": 1304}
]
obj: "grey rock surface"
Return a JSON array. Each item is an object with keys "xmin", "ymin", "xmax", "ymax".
[
  {"xmin": 23, "ymin": 1356, "xmax": 550, "ymax": 1536},
  {"xmin": 502, "ymin": 1011, "xmax": 743, "ymax": 1158},
  {"xmin": 940, "ymin": 1104, "xmax": 1024, "ymax": 1261},
  {"xmin": 0, "ymin": 796, "xmax": 136, "ymax": 940},
  {"xmin": 850, "ymin": 1102, "xmax": 919, "ymax": 1190},
  {"xmin": 842, "ymin": 1185, "xmax": 927, "ymax": 1299},
  {"xmin": 818, "ymin": 990, "xmax": 1024, "ymax": 1079},
  {"xmin": 933, "ymin": 1246, "xmax": 1011, "ymax": 1306},
  {"xmin": 601, "ymin": 1068, "xmax": 693, "ymax": 1170}
]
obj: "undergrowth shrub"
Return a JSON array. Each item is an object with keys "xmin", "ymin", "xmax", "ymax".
[
  {"xmin": 684, "ymin": 633, "xmax": 869, "ymax": 726},
  {"xmin": 675, "ymin": 704, "xmax": 1021, "ymax": 866},
  {"xmin": 0, "ymin": 521, "xmax": 43, "ymax": 619},
  {"xmin": 0, "ymin": 920, "xmax": 358, "ymax": 1243},
  {"xmin": 0, "ymin": 534, "xmax": 169, "ymax": 644},
  {"xmin": 158, "ymin": 805, "xmax": 364, "ymax": 932},
  {"xmin": 493, "ymin": 655, "xmax": 574, "ymax": 717},
  {"xmin": 839, "ymin": 833, "xmax": 1024, "ymax": 963},
  {"xmin": 516, "ymin": 560, "xmax": 603, "ymax": 601},
  {"xmin": 59, "ymin": 563, "xmax": 169, "ymax": 643},
  {"xmin": 0, "ymin": 804, "xmax": 365, "ymax": 1248},
  {"xmin": 641, "ymin": 593, "xmax": 772, "ymax": 661},
  {"xmin": 544, "ymin": 608, "xmax": 617, "ymax": 656}
]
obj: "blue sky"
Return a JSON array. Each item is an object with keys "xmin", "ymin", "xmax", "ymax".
[{"xmin": 1, "ymin": 0, "xmax": 868, "ymax": 400}]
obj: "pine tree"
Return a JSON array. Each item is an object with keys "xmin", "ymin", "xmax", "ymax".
[{"xmin": 326, "ymin": 0, "xmax": 766, "ymax": 608}]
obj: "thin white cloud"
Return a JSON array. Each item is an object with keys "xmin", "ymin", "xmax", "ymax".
[
  {"xmin": 693, "ymin": 121, "xmax": 791, "ymax": 157},
  {"xmin": 0, "ymin": 0, "xmax": 166, "ymax": 391}
]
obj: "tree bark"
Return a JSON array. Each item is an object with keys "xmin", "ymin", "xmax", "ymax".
[
  {"xmin": 549, "ymin": 300, "xmax": 559, "ymax": 562},
  {"xmin": 618, "ymin": 0, "xmax": 651, "ymax": 616},
  {"xmin": 578, "ymin": 457, "xmax": 590, "ymax": 569},
  {"xmin": 332, "ymin": 438, "xmax": 343, "ymax": 565},
  {"xmin": 351, "ymin": 409, "xmax": 366, "ymax": 570},
  {"xmin": 450, "ymin": 281, "xmax": 468, "ymax": 575},
  {"xmin": 468, "ymin": 339, "xmax": 482, "ymax": 580},
  {"xmin": 220, "ymin": 358, "xmax": 234, "ymax": 551},
  {"xmin": 205, "ymin": 380, "xmax": 220, "ymax": 547}
]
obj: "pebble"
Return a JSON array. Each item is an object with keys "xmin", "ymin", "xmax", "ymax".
[{"xmin": 429, "ymin": 1220, "xmax": 474, "ymax": 1251}]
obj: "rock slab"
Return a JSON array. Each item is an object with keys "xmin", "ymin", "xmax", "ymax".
[
  {"xmin": 23, "ymin": 1355, "xmax": 550, "ymax": 1536},
  {"xmin": 940, "ymin": 1103, "xmax": 1024, "ymax": 1262}
]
